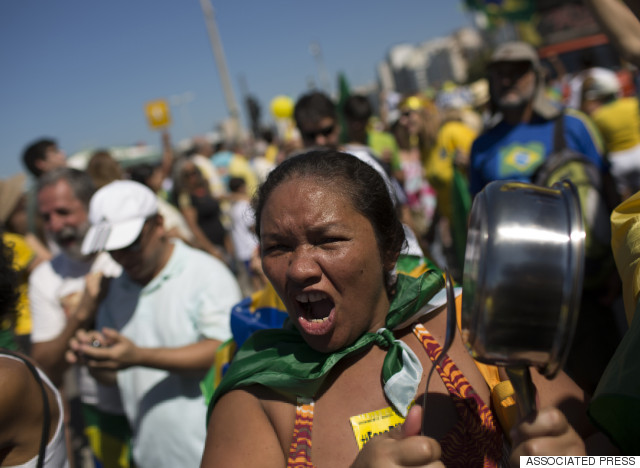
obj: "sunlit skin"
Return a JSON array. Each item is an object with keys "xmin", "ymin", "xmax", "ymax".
[
  {"xmin": 37, "ymin": 179, "xmax": 89, "ymax": 259},
  {"xmin": 259, "ymin": 176, "xmax": 392, "ymax": 353},
  {"xmin": 146, "ymin": 166, "xmax": 164, "ymax": 193}
]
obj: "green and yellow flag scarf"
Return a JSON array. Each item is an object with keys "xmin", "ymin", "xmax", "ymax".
[{"xmin": 207, "ymin": 267, "xmax": 445, "ymax": 422}]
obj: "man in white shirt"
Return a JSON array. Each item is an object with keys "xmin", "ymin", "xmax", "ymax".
[
  {"xmin": 72, "ymin": 180, "xmax": 242, "ymax": 467},
  {"xmin": 29, "ymin": 167, "xmax": 126, "ymax": 466}
]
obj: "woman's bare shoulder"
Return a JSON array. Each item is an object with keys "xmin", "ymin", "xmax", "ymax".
[
  {"xmin": 203, "ymin": 386, "xmax": 295, "ymax": 468},
  {"xmin": 0, "ymin": 357, "xmax": 33, "ymax": 438}
]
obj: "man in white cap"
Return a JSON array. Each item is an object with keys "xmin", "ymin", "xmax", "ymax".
[{"xmin": 71, "ymin": 179, "xmax": 241, "ymax": 468}]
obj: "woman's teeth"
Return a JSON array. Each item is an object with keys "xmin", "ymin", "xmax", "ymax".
[
  {"xmin": 296, "ymin": 291, "xmax": 328, "ymax": 303},
  {"xmin": 309, "ymin": 316, "xmax": 329, "ymax": 323},
  {"xmin": 295, "ymin": 292, "xmax": 332, "ymax": 323}
]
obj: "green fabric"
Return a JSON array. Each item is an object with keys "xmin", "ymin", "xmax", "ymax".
[
  {"xmin": 207, "ymin": 269, "xmax": 444, "ymax": 422},
  {"xmin": 81, "ymin": 404, "xmax": 133, "ymax": 440},
  {"xmin": 200, "ymin": 337, "xmax": 236, "ymax": 405},
  {"xmin": 367, "ymin": 130, "xmax": 400, "ymax": 168},
  {"xmin": 0, "ymin": 328, "xmax": 18, "ymax": 351},
  {"xmin": 395, "ymin": 254, "xmax": 440, "ymax": 276},
  {"xmin": 200, "ymin": 356, "xmax": 217, "ymax": 406},
  {"xmin": 464, "ymin": 0, "xmax": 535, "ymax": 23},
  {"xmin": 337, "ymin": 72, "xmax": 351, "ymax": 145},
  {"xmin": 588, "ymin": 299, "xmax": 640, "ymax": 455},
  {"xmin": 451, "ymin": 167, "xmax": 471, "ymax": 278},
  {"xmin": 81, "ymin": 403, "xmax": 134, "ymax": 468}
]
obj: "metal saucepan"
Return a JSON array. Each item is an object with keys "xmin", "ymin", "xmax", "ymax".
[{"xmin": 460, "ymin": 180, "xmax": 585, "ymax": 416}]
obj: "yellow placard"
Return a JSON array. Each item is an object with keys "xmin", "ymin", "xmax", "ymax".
[{"xmin": 145, "ymin": 99, "xmax": 171, "ymax": 129}]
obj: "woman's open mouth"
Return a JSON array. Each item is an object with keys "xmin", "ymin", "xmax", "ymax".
[{"xmin": 295, "ymin": 291, "xmax": 336, "ymax": 335}]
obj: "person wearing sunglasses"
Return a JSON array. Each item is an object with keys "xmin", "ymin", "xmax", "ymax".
[{"xmin": 293, "ymin": 91, "xmax": 341, "ymax": 150}]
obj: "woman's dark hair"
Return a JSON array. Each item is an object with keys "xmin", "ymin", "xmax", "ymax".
[
  {"xmin": 253, "ymin": 150, "xmax": 406, "ymax": 288},
  {"xmin": 0, "ymin": 236, "xmax": 19, "ymax": 323}
]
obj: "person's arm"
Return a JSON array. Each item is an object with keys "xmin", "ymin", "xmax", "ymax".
[
  {"xmin": 507, "ymin": 368, "xmax": 619, "ymax": 461},
  {"xmin": 531, "ymin": 368, "xmax": 594, "ymax": 439},
  {"xmin": 23, "ymin": 232, "xmax": 51, "ymax": 268},
  {"xmin": 0, "ymin": 355, "xmax": 62, "ymax": 464},
  {"xmin": 160, "ymin": 129, "xmax": 174, "ymax": 182},
  {"xmin": 203, "ymin": 394, "xmax": 443, "ymax": 468},
  {"xmin": 201, "ymin": 389, "xmax": 287, "ymax": 468},
  {"xmin": 31, "ymin": 272, "xmax": 107, "ymax": 387},
  {"xmin": 583, "ymin": 0, "xmax": 640, "ymax": 67},
  {"xmin": 76, "ymin": 327, "xmax": 220, "ymax": 374},
  {"xmin": 177, "ymin": 193, "xmax": 228, "ymax": 262},
  {"xmin": 0, "ymin": 359, "xmax": 32, "ymax": 451},
  {"xmin": 509, "ymin": 407, "xmax": 587, "ymax": 464}
]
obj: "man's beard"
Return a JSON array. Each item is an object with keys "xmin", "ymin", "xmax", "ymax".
[
  {"xmin": 54, "ymin": 222, "xmax": 91, "ymax": 261},
  {"xmin": 495, "ymin": 83, "xmax": 536, "ymax": 112},
  {"xmin": 497, "ymin": 92, "xmax": 530, "ymax": 110}
]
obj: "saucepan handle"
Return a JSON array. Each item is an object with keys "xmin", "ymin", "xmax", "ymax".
[{"xmin": 505, "ymin": 366, "xmax": 537, "ymax": 419}]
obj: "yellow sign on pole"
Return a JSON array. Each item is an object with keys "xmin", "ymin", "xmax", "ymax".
[{"xmin": 145, "ymin": 99, "xmax": 171, "ymax": 129}]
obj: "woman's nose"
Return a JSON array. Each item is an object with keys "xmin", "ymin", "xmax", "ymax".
[{"xmin": 287, "ymin": 247, "xmax": 321, "ymax": 284}]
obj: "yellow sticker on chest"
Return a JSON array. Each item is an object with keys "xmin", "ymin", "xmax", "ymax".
[{"xmin": 349, "ymin": 406, "xmax": 407, "ymax": 450}]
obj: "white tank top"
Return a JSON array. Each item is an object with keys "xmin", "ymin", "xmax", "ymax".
[{"xmin": 1, "ymin": 355, "xmax": 69, "ymax": 468}]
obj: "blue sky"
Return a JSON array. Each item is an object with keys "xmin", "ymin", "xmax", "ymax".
[{"xmin": 0, "ymin": 0, "xmax": 473, "ymax": 179}]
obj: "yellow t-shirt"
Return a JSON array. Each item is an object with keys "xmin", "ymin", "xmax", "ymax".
[
  {"xmin": 591, "ymin": 97, "xmax": 640, "ymax": 153},
  {"xmin": 229, "ymin": 155, "xmax": 259, "ymax": 197},
  {"xmin": 264, "ymin": 144, "xmax": 279, "ymax": 165},
  {"xmin": 2, "ymin": 232, "xmax": 35, "ymax": 335},
  {"xmin": 425, "ymin": 121, "xmax": 477, "ymax": 219},
  {"xmin": 611, "ymin": 190, "xmax": 640, "ymax": 324}
]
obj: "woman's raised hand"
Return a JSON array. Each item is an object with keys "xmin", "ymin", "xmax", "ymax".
[
  {"xmin": 510, "ymin": 407, "xmax": 586, "ymax": 466},
  {"xmin": 351, "ymin": 405, "xmax": 445, "ymax": 468}
]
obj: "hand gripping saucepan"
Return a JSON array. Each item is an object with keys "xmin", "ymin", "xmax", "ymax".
[{"xmin": 460, "ymin": 180, "xmax": 585, "ymax": 419}]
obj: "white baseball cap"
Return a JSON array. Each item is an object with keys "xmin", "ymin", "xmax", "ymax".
[
  {"xmin": 81, "ymin": 180, "xmax": 158, "ymax": 255},
  {"xmin": 583, "ymin": 68, "xmax": 621, "ymax": 100}
]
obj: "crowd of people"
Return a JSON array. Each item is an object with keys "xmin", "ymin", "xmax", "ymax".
[{"xmin": 3, "ymin": 2, "xmax": 640, "ymax": 464}]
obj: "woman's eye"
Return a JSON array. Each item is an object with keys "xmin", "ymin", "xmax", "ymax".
[
  {"xmin": 318, "ymin": 237, "xmax": 344, "ymax": 246},
  {"xmin": 262, "ymin": 243, "xmax": 288, "ymax": 254}
]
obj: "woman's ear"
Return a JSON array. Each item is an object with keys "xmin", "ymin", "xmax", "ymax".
[{"xmin": 384, "ymin": 251, "xmax": 400, "ymax": 274}]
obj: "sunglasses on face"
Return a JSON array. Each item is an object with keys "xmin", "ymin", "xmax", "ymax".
[
  {"xmin": 302, "ymin": 123, "xmax": 335, "ymax": 141},
  {"xmin": 489, "ymin": 61, "xmax": 533, "ymax": 78}
]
